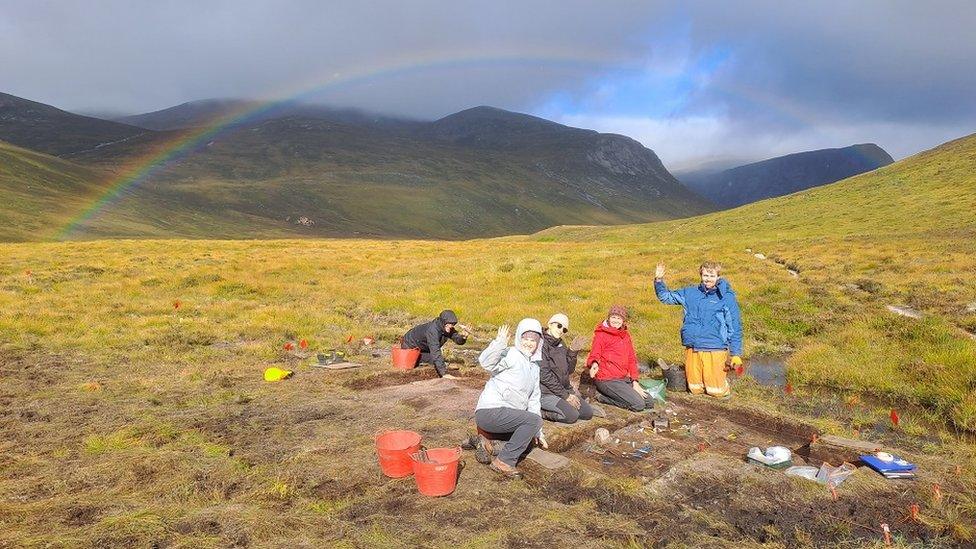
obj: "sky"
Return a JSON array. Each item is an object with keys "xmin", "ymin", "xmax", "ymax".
[{"xmin": 2, "ymin": 0, "xmax": 975, "ymax": 168}]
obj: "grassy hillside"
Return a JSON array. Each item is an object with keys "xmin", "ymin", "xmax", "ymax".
[
  {"xmin": 0, "ymin": 140, "xmax": 113, "ymax": 241},
  {"xmin": 1, "ymin": 133, "xmax": 974, "ymax": 546},
  {"xmin": 1, "ymin": 93, "xmax": 711, "ymax": 240},
  {"xmin": 67, "ymin": 113, "xmax": 709, "ymax": 240},
  {"xmin": 0, "ymin": 92, "xmax": 147, "ymax": 157},
  {"xmin": 3, "ymin": 115, "xmax": 710, "ymax": 240}
]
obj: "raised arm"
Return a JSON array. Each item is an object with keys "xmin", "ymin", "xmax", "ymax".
[
  {"xmin": 654, "ymin": 280, "xmax": 687, "ymax": 306},
  {"xmin": 478, "ymin": 325, "xmax": 511, "ymax": 375},
  {"xmin": 654, "ymin": 262, "xmax": 686, "ymax": 306}
]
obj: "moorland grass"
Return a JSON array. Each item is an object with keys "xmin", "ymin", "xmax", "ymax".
[{"xmin": 1, "ymin": 134, "xmax": 975, "ymax": 546}]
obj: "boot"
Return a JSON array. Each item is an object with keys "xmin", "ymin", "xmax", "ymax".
[
  {"xmin": 489, "ymin": 457, "xmax": 523, "ymax": 480},
  {"xmin": 541, "ymin": 410, "xmax": 561, "ymax": 422},
  {"xmin": 474, "ymin": 435, "xmax": 495, "ymax": 465}
]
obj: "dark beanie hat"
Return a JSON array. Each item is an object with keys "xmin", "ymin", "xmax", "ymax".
[
  {"xmin": 608, "ymin": 304, "xmax": 629, "ymax": 320},
  {"xmin": 439, "ymin": 310, "xmax": 459, "ymax": 324}
]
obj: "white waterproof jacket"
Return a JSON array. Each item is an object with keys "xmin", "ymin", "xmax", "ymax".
[{"xmin": 475, "ymin": 319, "xmax": 544, "ymax": 431}]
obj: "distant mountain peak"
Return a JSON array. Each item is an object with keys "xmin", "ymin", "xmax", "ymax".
[{"xmin": 679, "ymin": 144, "xmax": 895, "ymax": 208}]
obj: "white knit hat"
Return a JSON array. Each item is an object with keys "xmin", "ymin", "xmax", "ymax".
[{"xmin": 547, "ymin": 313, "xmax": 570, "ymax": 329}]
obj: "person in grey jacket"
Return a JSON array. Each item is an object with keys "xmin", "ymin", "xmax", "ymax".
[
  {"xmin": 473, "ymin": 318, "xmax": 548, "ymax": 479},
  {"xmin": 401, "ymin": 310, "xmax": 470, "ymax": 378}
]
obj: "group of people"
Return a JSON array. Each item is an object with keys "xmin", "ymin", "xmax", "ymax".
[{"xmin": 401, "ymin": 261, "xmax": 743, "ymax": 479}]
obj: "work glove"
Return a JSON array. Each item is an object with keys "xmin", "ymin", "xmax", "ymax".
[
  {"xmin": 568, "ymin": 335, "xmax": 587, "ymax": 352},
  {"xmin": 730, "ymin": 356, "xmax": 743, "ymax": 367},
  {"xmin": 566, "ymin": 393, "xmax": 581, "ymax": 410}
]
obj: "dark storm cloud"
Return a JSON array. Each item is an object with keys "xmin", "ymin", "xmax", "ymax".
[
  {"xmin": 1, "ymin": 0, "xmax": 973, "ymax": 162},
  {"xmin": 680, "ymin": 1, "xmax": 976, "ymax": 126},
  {"xmin": 0, "ymin": 0, "xmax": 660, "ymax": 116}
]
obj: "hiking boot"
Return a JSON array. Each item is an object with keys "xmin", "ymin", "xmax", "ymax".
[
  {"xmin": 541, "ymin": 410, "xmax": 562, "ymax": 422},
  {"xmin": 474, "ymin": 435, "xmax": 495, "ymax": 465},
  {"xmin": 489, "ymin": 457, "xmax": 523, "ymax": 480}
]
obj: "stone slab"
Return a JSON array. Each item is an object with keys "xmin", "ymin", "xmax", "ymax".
[{"xmin": 525, "ymin": 448, "xmax": 571, "ymax": 470}]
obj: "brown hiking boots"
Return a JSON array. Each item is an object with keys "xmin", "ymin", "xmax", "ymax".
[
  {"xmin": 489, "ymin": 457, "xmax": 523, "ymax": 480},
  {"xmin": 474, "ymin": 435, "xmax": 495, "ymax": 465}
]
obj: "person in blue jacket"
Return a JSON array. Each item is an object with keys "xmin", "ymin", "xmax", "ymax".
[{"xmin": 654, "ymin": 261, "xmax": 743, "ymax": 398}]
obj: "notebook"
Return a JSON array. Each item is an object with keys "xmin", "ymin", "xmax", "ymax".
[{"xmin": 860, "ymin": 454, "xmax": 916, "ymax": 473}]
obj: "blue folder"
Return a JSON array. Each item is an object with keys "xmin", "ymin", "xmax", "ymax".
[{"xmin": 860, "ymin": 454, "xmax": 916, "ymax": 473}]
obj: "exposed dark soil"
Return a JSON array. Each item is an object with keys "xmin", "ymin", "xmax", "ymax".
[{"xmin": 342, "ymin": 365, "xmax": 488, "ymax": 391}]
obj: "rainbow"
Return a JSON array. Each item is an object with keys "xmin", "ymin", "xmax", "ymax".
[
  {"xmin": 57, "ymin": 50, "xmax": 631, "ymax": 238},
  {"xmin": 57, "ymin": 49, "xmax": 875, "ymax": 238}
]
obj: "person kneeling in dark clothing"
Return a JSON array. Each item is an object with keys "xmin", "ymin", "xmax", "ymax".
[
  {"xmin": 586, "ymin": 305, "xmax": 654, "ymax": 412},
  {"xmin": 401, "ymin": 309, "xmax": 470, "ymax": 379},
  {"xmin": 539, "ymin": 313, "xmax": 593, "ymax": 424}
]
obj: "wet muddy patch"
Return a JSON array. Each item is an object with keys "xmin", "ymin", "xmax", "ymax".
[{"xmin": 744, "ymin": 355, "xmax": 788, "ymax": 388}]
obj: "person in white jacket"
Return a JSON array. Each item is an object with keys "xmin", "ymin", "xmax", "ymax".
[{"xmin": 473, "ymin": 318, "xmax": 548, "ymax": 479}]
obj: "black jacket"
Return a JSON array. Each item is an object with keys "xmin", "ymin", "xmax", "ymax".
[
  {"xmin": 401, "ymin": 310, "xmax": 466, "ymax": 375},
  {"xmin": 539, "ymin": 332, "xmax": 579, "ymax": 398}
]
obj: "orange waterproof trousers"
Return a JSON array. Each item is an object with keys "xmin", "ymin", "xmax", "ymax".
[{"xmin": 685, "ymin": 348, "xmax": 730, "ymax": 397}]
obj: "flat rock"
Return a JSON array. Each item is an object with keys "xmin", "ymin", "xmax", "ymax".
[
  {"xmin": 818, "ymin": 435, "xmax": 884, "ymax": 453},
  {"xmin": 309, "ymin": 361, "xmax": 361, "ymax": 370},
  {"xmin": 525, "ymin": 448, "xmax": 571, "ymax": 470},
  {"xmin": 886, "ymin": 304, "xmax": 922, "ymax": 319}
]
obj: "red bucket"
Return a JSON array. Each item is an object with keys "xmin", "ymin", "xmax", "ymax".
[
  {"xmin": 411, "ymin": 447, "xmax": 461, "ymax": 497},
  {"xmin": 392, "ymin": 347, "xmax": 421, "ymax": 370},
  {"xmin": 375, "ymin": 430, "xmax": 422, "ymax": 478}
]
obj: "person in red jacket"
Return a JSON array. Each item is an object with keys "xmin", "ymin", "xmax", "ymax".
[{"xmin": 586, "ymin": 305, "xmax": 654, "ymax": 412}]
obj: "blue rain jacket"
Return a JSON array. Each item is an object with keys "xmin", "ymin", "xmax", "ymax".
[{"xmin": 654, "ymin": 278, "xmax": 743, "ymax": 356}]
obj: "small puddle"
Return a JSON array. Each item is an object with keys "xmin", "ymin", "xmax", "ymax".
[{"xmin": 745, "ymin": 355, "xmax": 788, "ymax": 388}]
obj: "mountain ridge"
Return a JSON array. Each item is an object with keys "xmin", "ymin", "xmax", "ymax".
[
  {"xmin": 680, "ymin": 144, "xmax": 894, "ymax": 207},
  {"xmin": 0, "ymin": 92, "xmax": 148, "ymax": 156},
  {"xmin": 0, "ymin": 92, "xmax": 712, "ymax": 240}
]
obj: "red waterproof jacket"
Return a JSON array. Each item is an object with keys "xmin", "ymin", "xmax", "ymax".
[{"xmin": 585, "ymin": 322, "xmax": 638, "ymax": 381}]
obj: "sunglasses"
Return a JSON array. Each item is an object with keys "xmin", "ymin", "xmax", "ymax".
[{"xmin": 553, "ymin": 322, "xmax": 568, "ymax": 334}]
